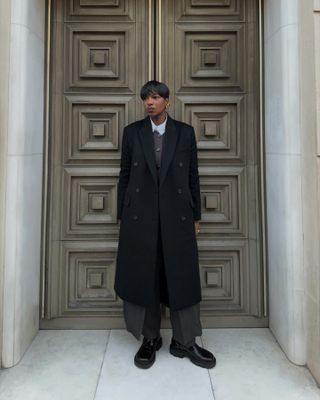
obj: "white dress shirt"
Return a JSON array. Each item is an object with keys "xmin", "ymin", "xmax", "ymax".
[{"xmin": 150, "ymin": 113, "xmax": 168, "ymax": 135}]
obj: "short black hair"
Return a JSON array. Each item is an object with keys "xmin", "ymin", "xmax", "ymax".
[{"xmin": 140, "ymin": 80, "xmax": 170, "ymax": 100}]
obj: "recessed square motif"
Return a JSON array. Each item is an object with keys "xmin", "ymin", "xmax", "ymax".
[
  {"xmin": 79, "ymin": 182, "xmax": 113, "ymax": 221},
  {"xmin": 87, "ymin": 271, "xmax": 103, "ymax": 288},
  {"xmin": 204, "ymin": 120, "xmax": 219, "ymax": 137},
  {"xmin": 192, "ymin": 109, "xmax": 231, "ymax": 149},
  {"xmin": 199, "ymin": 248, "xmax": 246, "ymax": 312},
  {"xmin": 206, "ymin": 194, "xmax": 219, "ymax": 209},
  {"xmin": 80, "ymin": 0, "xmax": 119, "ymax": 6},
  {"xmin": 192, "ymin": 0, "xmax": 230, "ymax": 5},
  {"xmin": 60, "ymin": 244, "xmax": 123, "ymax": 315},
  {"xmin": 176, "ymin": 96, "xmax": 244, "ymax": 162},
  {"xmin": 198, "ymin": 171, "xmax": 246, "ymax": 236},
  {"xmin": 62, "ymin": 169, "xmax": 119, "ymax": 238},
  {"xmin": 79, "ymin": 35, "xmax": 119, "ymax": 79},
  {"xmin": 176, "ymin": 0, "xmax": 244, "ymax": 22},
  {"xmin": 206, "ymin": 270, "xmax": 221, "ymax": 286},
  {"xmin": 192, "ymin": 41, "xmax": 228, "ymax": 79},
  {"xmin": 64, "ymin": 96, "xmax": 134, "ymax": 163},
  {"xmin": 65, "ymin": 24, "xmax": 135, "ymax": 91},
  {"xmin": 80, "ymin": 111, "xmax": 118, "ymax": 149},
  {"xmin": 175, "ymin": 25, "xmax": 245, "ymax": 92},
  {"xmin": 203, "ymin": 50, "xmax": 218, "ymax": 65},
  {"xmin": 76, "ymin": 260, "xmax": 115, "ymax": 300},
  {"xmin": 92, "ymin": 49, "xmax": 107, "ymax": 65},
  {"xmin": 91, "ymin": 194, "xmax": 104, "ymax": 210},
  {"xmin": 66, "ymin": 0, "xmax": 134, "ymax": 21},
  {"xmin": 92, "ymin": 122, "xmax": 106, "ymax": 137}
]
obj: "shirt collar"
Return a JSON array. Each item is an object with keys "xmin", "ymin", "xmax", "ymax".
[{"xmin": 150, "ymin": 113, "xmax": 168, "ymax": 135}]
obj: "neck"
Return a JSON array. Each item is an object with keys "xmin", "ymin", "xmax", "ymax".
[{"xmin": 151, "ymin": 111, "xmax": 167, "ymax": 126}]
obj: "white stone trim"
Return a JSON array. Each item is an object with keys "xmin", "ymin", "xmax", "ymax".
[{"xmin": 1, "ymin": 0, "xmax": 45, "ymax": 368}]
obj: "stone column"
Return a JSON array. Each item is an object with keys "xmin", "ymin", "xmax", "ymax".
[
  {"xmin": 1, "ymin": 0, "xmax": 45, "ymax": 367},
  {"xmin": 265, "ymin": 0, "xmax": 320, "ymax": 383},
  {"xmin": 0, "ymin": 0, "xmax": 12, "ymax": 369},
  {"xmin": 264, "ymin": 0, "xmax": 306, "ymax": 365},
  {"xmin": 304, "ymin": 0, "xmax": 320, "ymax": 383}
]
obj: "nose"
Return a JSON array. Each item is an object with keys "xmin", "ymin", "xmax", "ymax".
[{"xmin": 145, "ymin": 97, "xmax": 154, "ymax": 106}]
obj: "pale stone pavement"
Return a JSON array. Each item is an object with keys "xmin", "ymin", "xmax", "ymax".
[{"xmin": 0, "ymin": 329, "xmax": 319, "ymax": 400}]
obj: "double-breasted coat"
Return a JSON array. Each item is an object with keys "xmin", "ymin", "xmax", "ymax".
[{"xmin": 114, "ymin": 114, "xmax": 202, "ymax": 311}]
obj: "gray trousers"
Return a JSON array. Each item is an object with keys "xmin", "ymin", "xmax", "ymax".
[
  {"xmin": 123, "ymin": 213, "xmax": 202, "ymax": 346},
  {"xmin": 123, "ymin": 300, "xmax": 202, "ymax": 346}
]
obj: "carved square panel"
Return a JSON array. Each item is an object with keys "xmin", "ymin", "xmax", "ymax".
[
  {"xmin": 198, "ymin": 244, "xmax": 248, "ymax": 314},
  {"xmin": 65, "ymin": 24, "xmax": 135, "ymax": 91},
  {"xmin": 64, "ymin": 96, "xmax": 134, "ymax": 162},
  {"xmin": 175, "ymin": 25, "xmax": 245, "ymax": 92},
  {"xmin": 60, "ymin": 243, "xmax": 123, "ymax": 315},
  {"xmin": 79, "ymin": 39, "xmax": 118, "ymax": 78},
  {"xmin": 62, "ymin": 168, "xmax": 120, "ymax": 238},
  {"xmin": 192, "ymin": 40, "xmax": 229, "ymax": 79},
  {"xmin": 175, "ymin": 0, "xmax": 245, "ymax": 22},
  {"xmin": 198, "ymin": 169, "xmax": 246, "ymax": 236},
  {"xmin": 201, "ymin": 255, "xmax": 236, "ymax": 300},
  {"xmin": 80, "ymin": 109, "xmax": 118, "ymax": 146},
  {"xmin": 66, "ymin": 0, "xmax": 135, "ymax": 21},
  {"xmin": 176, "ymin": 95, "xmax": 245, "ymax": 162}
]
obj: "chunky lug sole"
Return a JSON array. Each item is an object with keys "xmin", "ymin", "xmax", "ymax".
[
  {"xmin": 169, "ymin": 345, "xmax": 216, "ymax": 369},
  {"xmin": 134, "ymin": 337, "xmax": 162, "ymax": 369}
]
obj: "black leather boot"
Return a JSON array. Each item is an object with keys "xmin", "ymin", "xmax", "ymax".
[
  {"xmin": 169, "ymin": 338, "xmax": 216, "ymax": 369},
  {"xmin": 134, "ymin": 336, "xmax": 162, "ymax": 369}
]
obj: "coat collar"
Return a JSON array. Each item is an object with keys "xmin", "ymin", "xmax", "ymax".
[{"xmin": 138, "ymin": 114, "xmax": 180, "ymax": 187}]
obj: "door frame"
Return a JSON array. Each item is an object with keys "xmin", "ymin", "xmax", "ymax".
[{"xmin": 39, "ymin": 0, "xmax": 268, "ymax": 329}]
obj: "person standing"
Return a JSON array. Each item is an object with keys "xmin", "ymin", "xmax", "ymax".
[{"xmin": 115, "ymin": 80, "xmax": 216, "ymax": 369}]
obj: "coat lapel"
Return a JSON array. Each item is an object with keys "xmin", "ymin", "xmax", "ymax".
[
  {"xmin": 159, "ymin": 115, "xmax": 179, "ymax": 187},
  {"xmin": 138, "ymin": 115, "xmax": 180, "ymax": 187},
  {"xmin": 138, "ymin": 117, "xmax": 158, "ymax": 185}
]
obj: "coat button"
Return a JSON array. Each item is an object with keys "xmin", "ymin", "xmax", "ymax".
[
  {"xmin": 179, "ymin": 161, "xmax": 183, "ymax": 167},
  {"xmin": 135, "ymin": 188, "xmax": 140, "ymax": 192},
  {"xmin": 133, "ymin": 161, "xmax": 138, "ymax": 166},
  {"xmin": 133, "ymin": 215, "xmax": 138, "ymax": 220},
  {"xmin": 181, "ymin": 215, "xmax": 186, "ymax": 221},
  {"xmin": 177, "ymin": 188, "xmax": 182, "ymax": 194}
]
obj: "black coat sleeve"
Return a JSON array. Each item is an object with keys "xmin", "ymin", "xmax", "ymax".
[
  {"xmin": 117, "ymin": 127, "xmax": 131, "ymax": 221},
  {"xmin": 189, "ymin": 127, "xmax": 201, "ymax": 221}
]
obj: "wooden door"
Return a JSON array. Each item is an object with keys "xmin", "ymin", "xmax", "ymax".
[{"xmin": 42, "ymin": 0, "xmax": 267, "ymax": 328}]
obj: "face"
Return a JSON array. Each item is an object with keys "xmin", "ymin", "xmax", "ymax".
[{"xmin": 143, "ymin": 92, "xmax": 169, "ymax": 118}]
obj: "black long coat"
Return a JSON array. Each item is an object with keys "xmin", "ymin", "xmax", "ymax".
[{"xmin": 114, "ymin": 115, "xmax": 202, "ymax": 311}]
